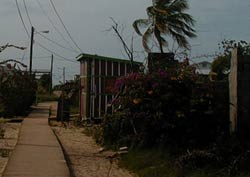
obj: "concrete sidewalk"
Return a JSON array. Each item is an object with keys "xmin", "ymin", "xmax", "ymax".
[{"xmin": 3, "ymin": 102, "xmax": 70, "ymax": 177}]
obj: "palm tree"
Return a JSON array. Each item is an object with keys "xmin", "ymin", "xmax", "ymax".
[{"xmin": 133, "ymin": 0, "xmax": 196, "ymax": 53}]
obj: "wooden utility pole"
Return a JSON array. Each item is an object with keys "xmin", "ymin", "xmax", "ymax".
[
  {"xmin": 61, "ymin": 67, "xmax": 65, "ymax": 124},
  {"xmin": 29, "ymin": 26, "xmax": 35, "ymax": 75},
  {"xmin": 50, "ymin": 54, "xmax": 54, "ymax": 95}
]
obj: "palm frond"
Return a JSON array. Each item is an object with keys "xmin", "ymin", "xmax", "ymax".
[
  {"xmin": 169, "ymin": 13, "xmax": 196, "ymax": 26},
  {"xmin": 155, "ymin": 19, "xmax": 167, "ymax": 33},
  {"xmin": 169, "ymin": 28, "xmax": 190, "ymax": 49},
  {"xmin": 169, "ymin": 0, "xmax": 189, "ymax": 12},
  {"xmin": 168, "ymin": 23, "xmax": 196, "ymax": 39},
  {"xmin": 146, "ymin": 6, "xmax": 156, "ymax": 17},
  {"xmin": 142, "ymin": 26, "xmax": 154, "ymax": 52},
  {"xmin": 167, "ymin": 15, "xmax": 196, "ymax": 34},
  {"xmin": 152, "ymin": 6, "xmax": 170, "ymax": 16},
  {"xmin": 156, "ymin": 0, "xmax": 172, "ymax": 7},
  {"xmin": 154, "ymin": 28, "xmax": 168, "ymax": 47},
  {"xmin": 133, "ymin": 19, "xmax": 151, "ymax": 36}
]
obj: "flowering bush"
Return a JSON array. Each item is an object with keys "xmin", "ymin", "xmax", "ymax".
[{"xmin": 102, "ymin": 60, "xmax": 228, "ymax": 148}]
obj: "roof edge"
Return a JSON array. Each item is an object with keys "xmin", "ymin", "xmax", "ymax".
[{"xmin": 76, "ymin": 53, "xmax": 142, "ymax": 64}]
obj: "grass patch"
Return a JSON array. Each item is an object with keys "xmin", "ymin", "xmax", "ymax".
[
  {"xmin": 119, "ymin": 148, "xmax": 250, "ymax": 177},
  {"xmin": 119, "ymin": 149, "xmax": 179, "ymax": 177}
]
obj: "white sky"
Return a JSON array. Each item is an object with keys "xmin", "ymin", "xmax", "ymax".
[{"xmin": 1, "ymin": 0, "xmax": 250, "ymax": 84}]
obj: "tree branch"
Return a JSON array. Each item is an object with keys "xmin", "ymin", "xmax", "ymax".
[
  {"xmin": 0, "ymin": 44, "xmax": 27, "ymax": 53},
  {"xmin": 109, "ymin": 17, "xmax": 134, "ymax": 72}
]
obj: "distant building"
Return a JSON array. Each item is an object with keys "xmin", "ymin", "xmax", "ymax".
[
  {"xmin": 192, "ymin": 61, "xmax": 212, "ymax": 75},
  {"xmin": 77, "ymin": 53, "xmax": 142, "ymax": 121}
]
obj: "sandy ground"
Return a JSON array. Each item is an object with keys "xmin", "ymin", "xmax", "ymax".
[
  {"xmin": 53, "ymin": 126, "xmax": 134, "ymax": 177},
  {"xmin": 0, "ymin": 122, "xmax": 21, "ymax": 177}
]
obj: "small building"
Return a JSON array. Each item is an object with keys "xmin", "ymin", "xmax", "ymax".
[
  {"xmin": 76, "ymin": 53, "xmax": 142, "ymax": 121},
  {"xmin": 192, "ymin": 61, "xmax": 212, "ymax": 75}
]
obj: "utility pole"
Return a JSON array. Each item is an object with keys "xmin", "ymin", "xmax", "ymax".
[
  {"xmin": 50, "ymin": 54, "xmax": 54, "ymax": 95},
  {"xmin": 61, "ymin": 67, "xmax": 65, "ymax": 125},
  {"xmin": 63, "ymin": 67, "xmax": 65, "ymax": 85},
  {"xmin": 29, "ymin": 26, "xmax": 34, "ymax": 75}
]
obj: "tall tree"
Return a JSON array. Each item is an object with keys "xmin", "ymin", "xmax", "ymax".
[{"xmin": 133, "ymin": 0, "xmax": 196, "ymax": 53}]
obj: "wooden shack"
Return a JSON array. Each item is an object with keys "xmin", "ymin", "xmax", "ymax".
[{"xmin": 76, "ymin": 53, "xmax": 141, "ymax": 121}]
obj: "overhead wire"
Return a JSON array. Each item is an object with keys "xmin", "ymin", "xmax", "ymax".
[
  {"xmin": 49, "ymin": 0, "xmax": 83, "ymax": 53},
  {"xmin": 37, "ymin": 32, "xmax": 79, "ymax": 53},
  {"xmin": 15, "ymin": 0, "xmax": 78, "ymax": 64},
  {"xmin": 15, "ymin": 0, "xmax": 30, "ymax": 38},
  {"xmin": 22, "ymin": 0, "xmax": 78, "ymax": 54},
  {"xmin": 14, "ymin": 56, "xmax": 51, "ymax": 61},
  {"xmin": 23, "ymin": 0, "xmax": 32, "ymax": 26},
  {"xmin": 36, "ymin": 43, "xmax": 78, "ymax": 63},
  {"xmin": 35, "ymin": 0, "xmax": 77, "ymax": 52},
  {"xmin": 15, "ymin": 0, "xmax": 32, "ymax": 63}
]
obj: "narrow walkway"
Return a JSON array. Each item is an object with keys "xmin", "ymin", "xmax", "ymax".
[{"xmin": 3, "ymin": 102, "xmax": 70, "ymax": 177}]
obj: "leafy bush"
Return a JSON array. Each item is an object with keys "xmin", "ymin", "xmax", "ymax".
[
  {"xmin": 0, "ymin": 66, "xmax": 36, "ymax": 117},
  {"xmin": 37, "ymin": 93, "xmax": 58, "ymax": 103},
  {"xmin": 102, "ymin": 60, "xmax": 229, "ymax": 148}
]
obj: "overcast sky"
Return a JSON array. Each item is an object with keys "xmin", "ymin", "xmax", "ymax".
[{"xmin": 1, "ymin": 0, "xmax": 250, "ymax": 84}]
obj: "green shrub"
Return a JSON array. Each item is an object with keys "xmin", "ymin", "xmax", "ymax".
[
  {"xmin": 37, "ymin": 94, "xmax": 58, "ymax": 103},
  {"xmin": 0, "ymin": 69, "xmax": 36, "ymax": 117}
]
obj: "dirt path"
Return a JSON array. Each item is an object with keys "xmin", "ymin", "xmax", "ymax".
[{"xmin": 53, "ymin": 127, "xmax": 134, "ymax": 177}]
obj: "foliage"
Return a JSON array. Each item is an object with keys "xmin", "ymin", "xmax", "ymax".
[
  {"xmin": 212, "ymin": 39, "xmax": 250, "ymax": 80},
  {"xmin": 62, "ymin": 78, "xmax": 80, "ymax": 108},
  {"xmin": 38, "ymin": 74, "xmax": 51, "ymax": 93},
  {"xmin": 119, "ymin": 149, "xmax": 179, "ymax": 177},
  {"xmin": 211, "ymin": 55, "xmax": 230, "ymax": 80},
  {"xmin": 119, "ymin": 138, "xmax": 250, "ymax": 177},
  {"xmin": 53, "ymin": 77, "xmax": 80, "ymax": 107},
  {"xmin": 133, "ymin": 0, "xmax": 196, "ymax": 53},
  {"xmin": 83, "ymin": 125, "xmax": 104, "ymax": 145},
  {"xmin": 101, "ymin": 59, "xmax": 228, "ymax": 149},
  {"xmin": 37, "ymin": 93, "xmax": 58, "ymax": 103},
  {"xmin": 219, "ymin": 39, "xmax": 250, "ymax": 56},
  {"xmin": 0, "ymin": 63, "xmax": 36, "ymax": 117},
  {"xmin": 0, "ymin": 118, "xmax": 6, "ymax": 139}
]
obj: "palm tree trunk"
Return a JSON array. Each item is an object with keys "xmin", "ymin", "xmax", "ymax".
[
  {"xmin": 155, "ymin": 28, "xmax": 164, "ymax": 53},
  {"xmin": 159, "ymin": 39, "xmax": 164, "ymax": 53}
]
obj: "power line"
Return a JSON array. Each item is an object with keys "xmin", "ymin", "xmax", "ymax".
[
  {"xmin": 37, "ymin": 32, "xmax": 79, "ymax": 53},
  {"xmin": 15, "ymin": 0, "xmax": 78, "ymax": 64},
  {"xmin": 35, "ymin": 0, "xmax": 77, "ymax": 52},
  {"xmin": 13, "ymin": 56, "xmax": 51, "ymax": 60},
  {"xmin": 36, "ymin": 43, "xmax": 78, "ymax": 63},
  {"xmin": 49, "ymin": 0, "xmax": 83, "ymax": 53},
  {"xmin": 24, "ymin": 0, "xmax": 78, "ymax": 54},
  {"xmin": 15, "ymin": 0, "xmax": 30, "ymax": 38},
  {"xmin": 23, "ymin": 0, "xmax": 32, "ymax": 27}
]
